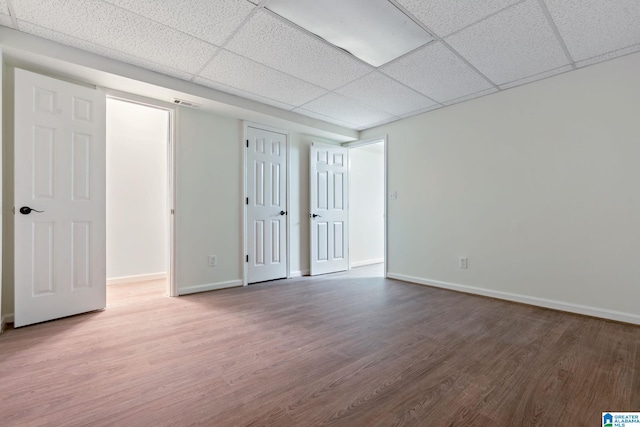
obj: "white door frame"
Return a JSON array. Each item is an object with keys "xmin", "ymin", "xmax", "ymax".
[
  {"xmin": 242, "ymin": 122, "xmax": 291, "ymax": 286},
  {"xmin": 105, "ymin": 90, "xmax": 178, "ymax": 297},
  {"xmin": 343, "ymin": 135, "xmax": 388, "ymax": 277}
]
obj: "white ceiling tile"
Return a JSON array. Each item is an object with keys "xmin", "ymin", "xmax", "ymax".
[
  {"xmin": 544, "ymin": 0, "xmax": 640, "ymax": 62},
  {"xmin": 395, "ymin": 0, "xmax": 520, "ymax": 37},
  {"xmin": 17, "ymin": 21, "xmax": 195, "ymax": 80},
  {"xmin": 0, "ymin": 14, "xmax": 12, "ymax": 27},
  {"xmin": 499, "ymin": 64, "xmax": 573, "ymax": 90},
  {"xmin": 576, "ymin": 43, "xmax": 640, "ymax": 68},
  {"xmin": 102, "ymin": 0, "xmax": 255, "ymax": 46},
  {"xmin": 0, "ymin": 0, "xmax": 9, "ymax": 14},
  {"xmin": 336, "ymin": 72, "xmax": 438, "ymax": 116},
  {"xmin": 194, "ymin": 77, "xmax": 296, "ymax": 111},
  {"xmin": 443, "ymin": 88, "xmax": 499, "ymax": 106},
  {"xmin": 300, "ymin": 93, "xmax": 395, "ymax": 128},
  {"xmin": 198, "ymin": 50, "xmax": 326, "ymax": 106},
  {"xmin": 225, "ymin": 10, "xmax": 372, "ymax": 90},
  {"xmin": 381, "ymin": 42, "xmax": 493, "ymax": 103},
  {"xmin": 292, "ymin": 108, "xmax": 360, "ymax": 129},
  {"xmin": 12, "ymin": 0, "xmax": 218, "ymax": 74},
  {"xmin": 445, "ymin": 0, "xmax": 570, "ymax": 85}
]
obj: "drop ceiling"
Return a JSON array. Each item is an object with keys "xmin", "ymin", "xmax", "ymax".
[{"xmin": 1, "ymin": 0, "xmax": 639, "ymax": 131}]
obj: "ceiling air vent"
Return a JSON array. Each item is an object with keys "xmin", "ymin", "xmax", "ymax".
[{"xmin": 173, "ymin": 98, "xmax": 201, "ymax": 109}]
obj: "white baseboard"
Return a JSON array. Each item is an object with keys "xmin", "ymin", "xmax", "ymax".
[
  {"xmin": 290, "ymin": 269, "xmax": 310, "ymax": 278},
  {"xmin": 179, "ymin": 279, "xmax": 243, "ymax": 295},
  {"xmin": 387, "ymin": 272, "xmax": 640, "ymax": 326},
  {"xmin": 350, "ymin": 258, "xmax": 384, "ymax": 268},
  {"xmin": 107, "ymin": 272, "xmax": 167, "ymax": 285},
  {"xmin": 1, "ymin": 313, "xmax": 15, "ymax": 333}
]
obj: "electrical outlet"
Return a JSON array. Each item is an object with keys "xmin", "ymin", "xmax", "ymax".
[
  {"xmin": 459, "ymin": 257, "xmax": 467, "ymax": 269},
  {"xmin": 208, "ymin": 255, "xmax": 217, "ymax": 267},
  {"xmin": 389, "ymin": 191, "xmax": 398, "ymax": 200}
]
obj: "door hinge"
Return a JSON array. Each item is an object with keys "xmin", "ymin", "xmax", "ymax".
[
  {"xmin": 171, "ymin": 209, "xmax": 175, "ymax": 214},
  {"xmin": 246, "ymin": 197, "xmax": 249, "ymax": 205},
  {"xmin": 246, "ymin": 255, "xmax": 249, "ymax": 262},
  {"xmin": 246, "ymin": 139, "xmax": 249, "ymax": 148}
]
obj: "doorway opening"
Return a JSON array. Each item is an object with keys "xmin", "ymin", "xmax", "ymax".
[
  {"xmin": 346, "ymin": 138, "xmax": 386, "ymax": 278},
  {"xmin": 105, "ymin": 96, "xmax": 175, "ymax": 299}
]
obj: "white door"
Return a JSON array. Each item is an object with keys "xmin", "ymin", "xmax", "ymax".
[
  {"xmin": 14, "ymin": 68, "xmax": 106, "ymax": 327},
  {"xmin": 310, "ymin": 142, "xmax": 349, "ymax": 275},
  {"xmin": 246, "ymin": 126, "xmax": 287, "ymax": 283}
]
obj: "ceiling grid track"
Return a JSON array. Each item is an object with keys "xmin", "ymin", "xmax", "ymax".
[
  {"xmin": 310, "ymin": 69, "xmax": 443, "ymax": 120},
  {"xmin": 387, "ymin": 0, "xmax": 501, "ymax": 91},
  {"xmin": 3, "ymin": 0, "xmax": 639, "ymax": 131},
  {"xmin": 195, "ymin": 47, "xmax": 328, "ymax": 104},
  {"xmin": 442, "ymin": 0, "xmax": 530, "ymax": 40},
  {"xmin": 190, "ymin": 2, "xmax": 270, "ymax": 81},
  {"xmin": 536, "ymin": 0, "xmax": 577, "ymax": 69},
  {"xmin": 10, "ymin": 20, "xmax": 193, "ymax": 81},
  {"xmin": 5, "ymin": 0, "xmax": 20, "ymax": 30}
]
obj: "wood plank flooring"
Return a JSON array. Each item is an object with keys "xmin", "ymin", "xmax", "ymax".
[{"xmin": 0, "ymin": 265, "xmax": 638, "ymax": 426}]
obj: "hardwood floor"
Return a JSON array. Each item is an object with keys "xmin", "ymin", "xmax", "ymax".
[{"xmin": 0, "ymin": 265, "xmax": 638, "ymax": 426}]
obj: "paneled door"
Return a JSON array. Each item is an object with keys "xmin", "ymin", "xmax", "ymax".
[
  {"xmin": 310, "ymin": 142, "xmax": 349, "ymax": 275},
  {"xmin": 14, "ymin": 68, "xmax": 106, "ymax": 327},
  {"xmin": 246, "ymin": 126, "xmax": 287, "ymax": 284}
]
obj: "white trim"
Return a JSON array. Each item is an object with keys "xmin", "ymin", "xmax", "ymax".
[
  {"xmin": 1, "ymin": 314, "xmax": 15, "ymax": 333},
  {"xmin": 290, "ymin": 269, "xmax": 310, "ymax": 278},
  {"xmin": 350, "ymin": 258, "xmax": 384, "ymax": 268},
  {"xmin": 343, "ymin": 135, "xmax": 386, "ymax": 149},
  {"xmin": 107, "ymin": 272, "xmax": 167, "ymax": 285},
  {"xmin": 105, "ymin": 89, "xmax": 178, "ymax": 111},
  {"xmin": 242, "ymin": 121, "xmax": 291, "ymax": 286},
  {"xmin": 387, "ymin": 273, "xmax": 640, "ymax": 326},
  {"xmin": 179, "ymin": 280, "xmax": 243, "ymax": 295},
  {"xmin": 169, "ymin": 107, "xmax": 179, "ymax": 297}
]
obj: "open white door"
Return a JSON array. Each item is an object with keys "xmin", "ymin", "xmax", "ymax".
[
  {"xmin": 14, "ymin": 68, "xmax": 106, "ymax": 327},
  {"xmin": 310, "ymin": 142, "xmax": 349, "ymax": 275},
  {"xmin": 246, "ymin": 126, "xmax": 288, "ymax": 284}
]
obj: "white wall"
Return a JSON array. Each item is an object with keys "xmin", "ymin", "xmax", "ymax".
[
  {"xmin": 361, "ymin": 52, "xmax": 640, "ymax": 324},
  {"xmin": 349, "ymin": 143, "xmax": 384, "ymax": 267},
  {"xmin": 175, "ymin": 111, "xmax": 342, "ymax": 292},
  {"xmin": 174, "ymin": 108, "xmax": 243, "ymax": 293},
  {"xmin": 106, "ymin": 99, "xmax": 168, "ymax": 281}
]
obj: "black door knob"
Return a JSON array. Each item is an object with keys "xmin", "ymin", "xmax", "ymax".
[
  {"xmin": 279, "ymin": 211, "xmax": 287, "ymax": 216},
  {"xmin": 19, "ymin": 206, "xmax": 44, "ymax": 215},
  {"xmin": 311, "ymin": 213, "xmax": 322, "ymax": 218}
]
